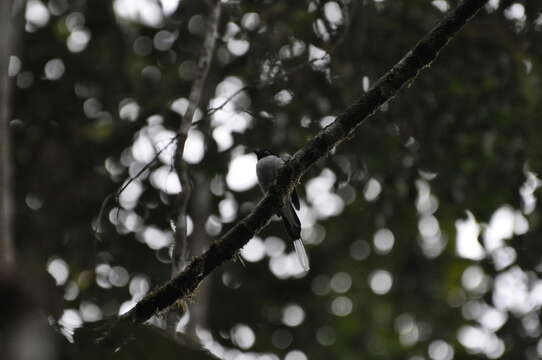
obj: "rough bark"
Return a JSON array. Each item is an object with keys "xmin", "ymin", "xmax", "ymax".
[{"xmin": 120, "ymin": 0, "xmax": 489, "ymax": 325}]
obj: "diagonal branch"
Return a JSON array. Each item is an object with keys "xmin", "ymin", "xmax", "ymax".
[{"xmin": 120, "ymin": 0, "xmax": 488, "ymax": 325}]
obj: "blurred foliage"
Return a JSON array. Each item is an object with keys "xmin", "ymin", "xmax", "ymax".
[{"xmin": 9, "ymin": 0, "xmax": 542, "ymax": 359}]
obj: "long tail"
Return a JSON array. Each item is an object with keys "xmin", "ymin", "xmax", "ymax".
[
  {"xmin": 293, "ymin": 239, "xmax": 310, "ymax": 271},
  {"xmin": 280, "ymin": 202, "xmax": 301, "ymax": 240},
  {"xmin": 280, "ymin": 203, "xmax": 310, "ymax": 271}
]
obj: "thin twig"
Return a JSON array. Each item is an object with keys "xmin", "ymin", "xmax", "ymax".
[
  {"xmin": 204, "ymin": 1, "xmax": 356, "ymax": 116},
  {"xmin": 207, "ymin": 86, "xmax": 250, "ymax": 116},
  {"xmin": 205, "ymin": 54, "xmax": 331, "ymax": 117},
  {"xmin": 115, "ymin": 135, "xmax": 179, "ymax": 197}
]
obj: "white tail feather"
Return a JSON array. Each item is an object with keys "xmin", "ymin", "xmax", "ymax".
[{"xmin": 293, "ymin": 239, "xmax": 310, "ymax": 272}]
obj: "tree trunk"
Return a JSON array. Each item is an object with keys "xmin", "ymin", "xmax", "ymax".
[
  {"xmin": 0, "ymin": 0, "xmax": 15, "ymax": 275},
  {"xmin": 185, "ymin": 176, "xmax": 212, "ymax": 339}
]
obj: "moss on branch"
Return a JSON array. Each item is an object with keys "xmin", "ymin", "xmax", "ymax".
[{"xmin": 118, "ymin": 0, "xmax": 488, "ymax": 327}]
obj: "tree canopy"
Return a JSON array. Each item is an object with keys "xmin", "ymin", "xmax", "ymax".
[{"xmin": 5, "ymin": 0, "xmax": 542, "ymax": 359}]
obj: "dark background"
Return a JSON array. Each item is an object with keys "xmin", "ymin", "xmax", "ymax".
[{"xmin": 5, "ymin": 0, "xmax": 542, "ymax": 359}]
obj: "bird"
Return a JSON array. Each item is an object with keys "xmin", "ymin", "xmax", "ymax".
[{"xmin": 254, "ymin": 149, "xmax": 310, "ymax": 271}]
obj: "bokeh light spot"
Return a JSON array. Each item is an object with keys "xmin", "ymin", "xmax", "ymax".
[
  {"xmin": 369, "ymin": 270, "xmax": 393, "ymax": 295},
  {"xmin": 231, "ymin": 324, "xmax": 255, "ymax": 350},
  {"xmin": 284, "ymin": 350, "xmax": 308, "ymax": 360},
  {"xmin": 331, "ymin": 296, "xmax": 353, "ymax": 317},
  {"xmin": 226, "ymin": 153, "xmax": 257, "ymax": 192},
  {"xmin": 282, "ymin": 303, "xmax": 305, "ymax": 327},
  {"xmin": 47, "ymin": 257, "xmax": 69, "ymax": 286},
  {"xmin": 241, "ymin": 237, "xmax": 266, "ymax": 262}
]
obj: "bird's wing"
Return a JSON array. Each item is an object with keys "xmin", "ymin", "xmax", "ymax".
[
  {"xmin": 278, "ymin": 153, "xmax": 300, "ymax": 209},
  {"xmin": 291, "ymin": 188, "xmax": 300, "ymax": 210},
  {"xmin": 280, "ymin": 202, "xmax": 301, "ymax": 240}
]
